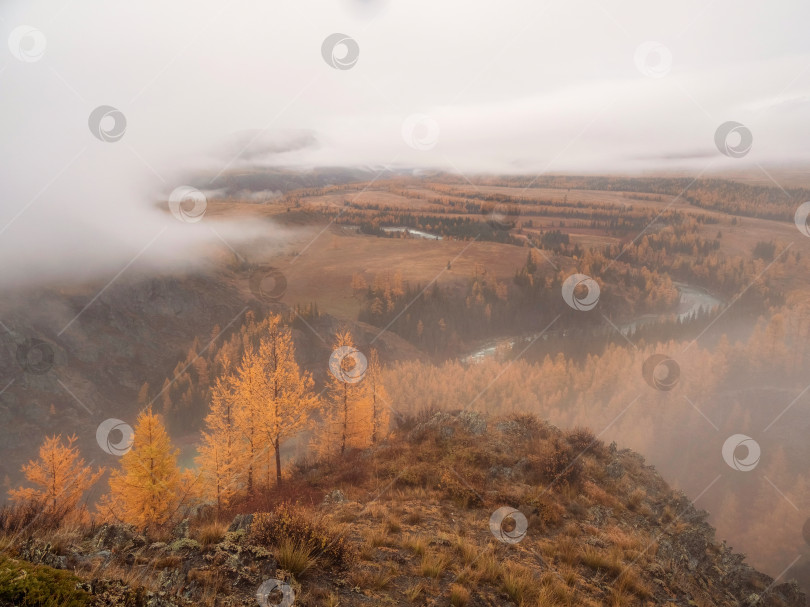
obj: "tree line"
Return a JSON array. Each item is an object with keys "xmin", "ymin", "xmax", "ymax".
[{"xmin": 7, "ymin": 316, "xmax": 389, "ymax": 529}]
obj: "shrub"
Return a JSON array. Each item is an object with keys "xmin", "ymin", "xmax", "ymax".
[
  {"xmin": 437, "ymin": 470, "xmax": 483, "ymax": 508},
  {"xmin": 506, "ymin": 413, "xmax": 547, "ymax": 439},
  {"xmin": 250, "ymin": 502, "xmax": 353, "ymax": 568},
  {"xmin": 395, "ymin": 462, "xmax": 439, "ymax": 488},
  {"xmin": 532, "ymin": 437, "xmax": 582, "ymax": 486},
  {"xmin": 565, "ymin": 427, "xmax": 599, "ymax": 453},
  {"xmin": 0, "ymin": 501, "xmax": 68, "ymax": 535},
  {"xmin": 169, "ymin": 538, "xmax": 200, "ymax": 552},
  {"xmin": 524, "ymin": 488, "xmax": 566, "ymax": 530}
]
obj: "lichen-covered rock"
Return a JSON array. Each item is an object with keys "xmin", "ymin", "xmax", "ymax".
[
  {"xmin": 19, "ymin": 538, "xmax": 66, "ymax": 569},
  {"xmin": 458, "ymin": 410, "xmax": 487, "ymax": 435},
  {"xmin": 173, "ymin": 518, "xmax": 190, "ymax": 539},
  {"xmin": 169, "ymin": 538, "xmax": 200, "ymax": 552},
  {"xmin": 322, "ymin": 489, "xmax": 348, "ymax": 505},
  {"xmin": 92, "ymin": 524, "xmax": 135, "ymax": 551},
  {"xmin": 228, "ymin": 513, "xmax": 254, "ymax": 533}
]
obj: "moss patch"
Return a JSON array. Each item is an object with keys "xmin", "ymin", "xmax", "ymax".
[{"xmin": 0, "ymin": 554, "xmax": 89, "ymax": 606}]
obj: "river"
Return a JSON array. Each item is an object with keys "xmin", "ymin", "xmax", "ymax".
[
  {"xmin": 460, "ymin": 283, "xmax": 723, "ymax": 364},
  {"xmin": 381, "ymin": 227, "xmax": 443, "ymax": 240}
]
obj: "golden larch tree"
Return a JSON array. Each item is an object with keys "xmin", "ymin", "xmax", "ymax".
[
  {"xmin": 196, "ymin": 376, "xmax": 245, "ymax": 512},
  {"xmin": 232, "ymin": 347, "xmax": 266, "ymax": 496},
  {"xmin": 9, "ymin": 434, "xmax": 104, "ymax": 518},
  {"xmin": 364, "ymin": 349, "xmax": 390, "ymax": 445},
  {"xmin": 100, "ymin": 408, "xmax": 191, "ymax": 529},
  {"xmin": 258, "ymin": 314, "xmax": 318, "ymax": 487},
  {"xmin": 318, "ymin": 330, "xmax": 371, "ymax": 456}
]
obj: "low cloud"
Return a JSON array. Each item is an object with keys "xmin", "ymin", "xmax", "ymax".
[{"xmin": 1, "ymin": 0, "xmax": 809, "ymax": 287}]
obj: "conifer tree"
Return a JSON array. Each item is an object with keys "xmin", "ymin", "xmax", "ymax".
[
  {"xmin": 9, "ymin": 434, "xmax": 104, "ymax": 518},
  {"xmin": 232, "ymin": 348, "xmax": 265, "ymax": 496},
  {"xmin": 365, "ymin": 349, "xmax": 390, "ymax": 445},
  {"xmin": 258, "ymin": 315, "xmax": 317, "ymax": 487},
  {"xmin": 320, "ymin": 330, "xmax": 369, "ymax": 455},
  {"xmin": 100, "ymin": 408, "xmax": 189, "ymax": 529},
  {"xmin": 196, "ymin": 377, "xmax": 244, "ymax": 512}
]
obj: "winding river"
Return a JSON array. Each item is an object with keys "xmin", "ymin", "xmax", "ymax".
[
  {"xmin": 381, "ymin": 227, "xmax": 443, "ymax": 240},
  {"xmin": 461, "ymin": 283, "xmax": 723, "ymax": 364}
]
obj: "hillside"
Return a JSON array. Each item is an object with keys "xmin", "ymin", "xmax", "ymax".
[
  {"xmin": 2, "ymin": 411, "xmax": 803, "ymax": 607},
  {"xmin": 0, "ymin": 267, "xmax": 423, "ymax": 493}
]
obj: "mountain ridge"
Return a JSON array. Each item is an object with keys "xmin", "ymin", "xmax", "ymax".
[{"xmin": 2, "ymin": 410, "xmax": 803, "ymax": 607}]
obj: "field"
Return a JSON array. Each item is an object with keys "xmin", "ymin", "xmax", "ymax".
[{"xmin": 202, "ymin": 173, "xmax": 810, "ymax": 324}]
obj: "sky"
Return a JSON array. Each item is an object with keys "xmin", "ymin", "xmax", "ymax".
[{"xmin": 2, "ymin": 0, "xmax": 810, "ymax": 286}]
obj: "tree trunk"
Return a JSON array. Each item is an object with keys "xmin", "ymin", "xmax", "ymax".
[
  {"xmin": 372, "ymin": 391, "xmax": 378, "ymax": 445},
  {"xmin": 275, "ymin": 436, "xmax": 282, "ymax": 486},
  {"xmin": 341, "ymin": 384, "xmax": 348, "ymax": 455}
]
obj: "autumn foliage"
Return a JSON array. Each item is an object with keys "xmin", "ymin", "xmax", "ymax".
[
  {"xmin": 98, "ymin": 408, "xmax": 197, "ymax": 529},
  {"xmin": 8, "ymin": 434, "xmax": 103, "ymax": 522},
  {"xmin": 316, "ymin": 331, "xmax": 389, "ymax": 456},
  {"xmin": 196, "ymin": 314, "xmax": 318, "ymax": 510}
]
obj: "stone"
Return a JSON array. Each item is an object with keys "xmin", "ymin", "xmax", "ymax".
[
  {"xmin": 227, "ymin": 513, "xmax": 254, "ymax": 533},
  {"xmin": 322, "ymin": 489, "xmax": 348, "ymax": 505}
]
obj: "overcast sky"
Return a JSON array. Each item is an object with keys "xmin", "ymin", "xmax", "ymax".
[{"xmin": 2, "ymin": 0, "xmax": 810, "ymax": 286}]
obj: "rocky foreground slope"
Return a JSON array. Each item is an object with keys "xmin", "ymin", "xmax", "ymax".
[{"xmin": 1, "ymin": 411, "xmax": 804, "ymax": 607}]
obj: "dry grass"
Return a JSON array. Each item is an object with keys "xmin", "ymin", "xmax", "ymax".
[
  {"xmin": 626, "ymin": 488, "xmax": 646, "ymax": 512},
  {"xmin": 579, "ymin": 546, "xmax": 624, "ymax": 577},
  {"xmin": 366, "ymin": 527, "xmax": 390, "ymax": 548},
  {"xmin": 450, "ymin": 583, "xmax": 471, "ymax": 606},
  {"xmin": 614, "ymin": 568, "xmax": 652, "ymax": 599},
  {"xmin": 188, "ymin": 568, "xmax": 229, "ymax": 600},
  {"xmin": 552, "ymin": 536, "xmax": 579, "ymax": 566},
  {"xmin": 452, "ymin": 534, "xmax": 478, "ymax": 566},
  {"xmin": 602, "ymin": 526, "xmax": 643, "ymax": 551},
  {"xmin": 404, "ymin": 511, "xmax": 422, "ymax": 525},
  {"xmin": 194, "ymin": 521, "xmax": 227, "ymax": 547},
  {"xmin": 536, "ymin": 578, "xmax": 576, "ymax": 606},
  {"xmin": 419, "ymin": 550, "xmax": 449, "ymax": 578},
  {"xmin": 349, "ymin": 566, "xmax": 396, "ymax": 590},
  {"xmin": 358, "ymin": 542, "xmax": 375, "ymax": 561},
  {"xmin": 386, "ymin": 517, "xmax": 402, "ymax": 534},
  {"xmin": 365, "ymin": 503, "xmax": 388, "ymax": 521},
  {"xmin": 404, "ymin": 582, "xmax": 424, "ymax": 602},
  {"xmin": 402, "ymin": 534, "xmax": 427, "ymax": 557},
  {"xmin": 474, "ymin": 550, "xmax": 502, "ymax": 583},
  {"xmin": 454, "ymin": 566, "xmax": 480, "ymax": 587},
  {"xmin": 276, "ymin": 538, "xmax": 316, "ymax": 577},
  {"xmin": 500, "ymin": 563, "xmax": 538, "ymax": 605},
  {"xmin": 583, "ymin": 481, "xmax": 617, "ymax": 508}
]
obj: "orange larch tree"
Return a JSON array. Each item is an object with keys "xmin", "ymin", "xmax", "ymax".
[
  {"xmin": 258, "ymin": 314, "xmax": 318, "ymax": 487},
  {"xmin": 232, "ymin": 347, "xmax": 266, "ymax": 496},
  {"xmin": 9, "ymin": 434, "xmax": 104, "ymax": 519},
  {"xmin": 364, "ymin": 349, "xmax": 390, "ymax": 445},
  {"xmin": 196, "ymin": 376, "xmax": 245, "ymax": 513},
  {"xmin": 319, "ymin": 330, "xmax": 371, "ymax": 456},
  {"xmin": 99, "ymin": 408, "xmax": 194, "ymax": 530}
]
